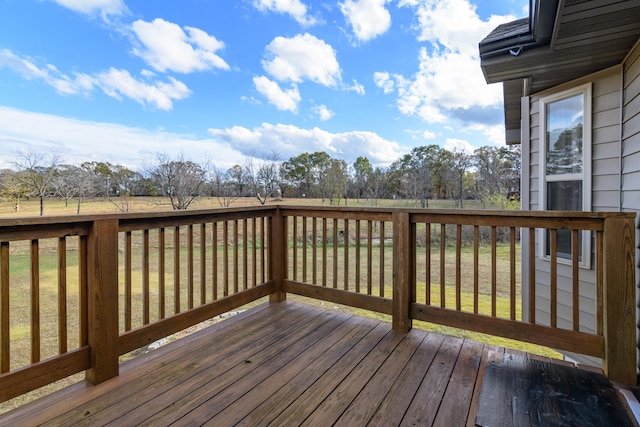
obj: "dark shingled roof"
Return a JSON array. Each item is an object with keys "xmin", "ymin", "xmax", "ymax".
[{"xmin": 480, "ymin": 18, "xmax": 529, "ymax": 45}]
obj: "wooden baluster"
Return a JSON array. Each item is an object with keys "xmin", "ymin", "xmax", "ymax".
[
  {"xmin": 571, "ymin": 229, "xmax": 580, "ymax": 331},
  {"xmin": 58, "ymin": 237, "xmax": 67, "ymax": 354},
  {"xmin": 174, "ymin": 226, "xmax": 180, "ymax": 314},
  {"xmin": 233, "ymin": 220, "xmax": 239, "ymax": 294},
  {"xmin": 473, "ymin": 226, "xmax": 479, "ymax": 314},
  {"xmin": 529, "ymin": 228, "xmax": 536, "ymax": 324},
  {"xmin": 200, "ymin": 223, "xmax": 206, "ymax": 304},
  {"xmin": 510, "ymin": 227, "xmax": 517, "ymax": 321},
  {"xmin": 252, "ymin": 218, "xmax": 257, "ymax": 288},
  {"xmin": 333, "ymin": 218, "xmax": 338, "ymax": 289},
  {"xmin": 322, "ymin": 218, "xmax": 327, "ymax": 287},
  {"xmin": 425, "ymin": 223, "xmax": 431, "ymax": 305},
  {"xmin": 355, "ymin": 219, "xmax": 361, "ymax": 293},
  {"xmin": 455, "ymin": 224, "xmax": 461, "ymax": 311},
  {"xmin": 0, "ymin": 242, "xmax": 8, "ymax": 373},
  {"xmin": 188, "ymin": 224, "xmax": 194, "ymax": 309},
  {"xmin": 550, "ymin": 229, "xmax": 557, "ymax": 328},
  {"xmin": 143, "ymin": 229, "xmax": 150, "ymax": 324},
  {"xmin": 367, "ymin": 221, "xmax": 373, "ymax": 295},
  {"xmin": 312, "ymin": 217, "xmax": 317, "ymax": 285},
  {"xmin": 344, "ymin": 219, "xmax": 349, "ymax": 291},
  {"xmin": 223, "ymin": 221, "xmax": 229, "ymax": 297},
  {"xmin": 302, "ymin": 216, "xmax": 307, "ymax": 283},
  {"xmin": 380, "ymin": 221, "xmax": 385, "ymax": 298},
  {"xmin": 440, "ymin": 224, "xmax": 446, "ymax": 308},
  {"xmin": 491, "ymin": 226, "xmax": 497, "ymax": 317},
  {"xmin": 158, "ymin": 228, "xmax": 165, "ymax": 320},
  {"xmin": 212, "ymin": 222, "xmax": 218, "ymax": 300},
  {"xmin": 124, "ymin": 231, "xmax": 132, "ymax": 330},
  {"xmin": 31, "ymin": 239, "xmax": 40, "ymax": 363}
]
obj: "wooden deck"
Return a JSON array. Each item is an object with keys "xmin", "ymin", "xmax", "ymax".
[{"xmin": 0, "ymin": 301, "xmax": 634, "ymax": 426}]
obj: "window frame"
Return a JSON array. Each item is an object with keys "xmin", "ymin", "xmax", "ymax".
[{"xmin": 538, "ymin": 83, "xmax": 592, "ymax": 268}]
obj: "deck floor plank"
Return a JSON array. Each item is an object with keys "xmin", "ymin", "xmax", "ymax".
[
  {"xmin": 206, "ymin": 314, "xmax": 372, "ymax": 426},
  {"xmin": 234, "ymin": 316, "xmax": 380, "ymax": 427},
  {"xmin": 42, "ymin": 303, "xmax": 306, "ymax": 426},
  {"xmin": 0, "ymin": 301, "xmax": 632, "ymax": 427},
  {"xmin": 125, "ymin": 307, "xmax": 341, "ymax": 426},
  {"xmin": 432, "ymin": 339, "xmax": 485, "ymax": 427},
  {"xmin": 335, "ymin": 330, "xmax": 426, "ymax": 426},
  {"xmin": 267, "ymin": 322, "xmax": 392, "ymax": 426},
  {"xmin": 367, "ymin": 332, "xmax": 446, "ymax": 427},
  {"xmin": 399, "ymin": 334, "xmax": 464, "ymax": 426}
]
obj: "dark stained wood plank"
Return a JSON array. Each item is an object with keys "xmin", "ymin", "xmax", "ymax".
[
  {"xmin": 10, "ymin": 303, "xmax": 294, "ymax": 426},
  {"xmin": 476, "ymin": 354, "xmax": 635, "ymax": 427},
  {"xmin": 336, "ymin": 330, "xmax": 425, "ymax": 425},
  {"xmin": 465, "ymin": 346, "xmax": 505, "ymax": 427},
  {"xmin": 234, "ymin": 316, "xmax": 380, "ymax": 427},
  {"xmin": 300, "ymin": 329, "xmax": 407, "ymax": 426},
  {"xmin": 432, "ymin": 339, "xmax": 484, "ymax": 427},
  {"xmin": 367, "ymin": 332, "xmax": 446, "ymax": 427},
  {"xmin": 203, "ymin": 314, "xmax": 370, "ymax": 426},
  {"xmin": 400, "ymin": 335, "xmax": 464, "ymax": 426},
  {"xmin": 268, "ymin": 322, "xmax": 392, "ymax": 426},
  {"xmin": 131, "ymin": 307, "xmax": 345, "ymax": 426}
]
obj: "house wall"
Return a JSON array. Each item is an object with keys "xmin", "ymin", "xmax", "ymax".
[
  {"xmin": 621, "ymin": 40, "xmax": 640, "ymax": 376},
  {"xmin": 522, "ymin": 66, "xmax": 625, "ymax": 367}
]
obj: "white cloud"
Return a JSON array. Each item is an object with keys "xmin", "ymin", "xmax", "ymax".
[
  {"xmin": 131, "ymin": 19, "xmax": 230, "ymax": 73},
  {"xmin": 209, "ymin": 122, "xmax": 408, "ymax": 165},
  {"xmin": 51, "ymin": 0, "xmax": 127, "ymax": 20},
  {"xmin": 262, "ymin": 33, "xmax": 341, "ymax": 87},
  {"xmin": 348, "ymin": 79, "xmax": 366, "ymax": 95},
  {"xmin": 253, "ymin": 0, "xmax": 318, "ymax": 26},
  {"xmin": 444, "ymin": 138, "xmax": 476, "ymax": 154},
  {"xmin": 312, "ymin": 105, "xmax": 334, "ymax": 121},
  {"xmin": 340, "ymin": 0, "xmax": 392, "ymax": 42},
  {"xmin": 0, "ymin": 49, "xmax": 191, "ymax": 111},
  {"xmin": 253, "ymin": 76, "xmax": 301, "ymax": 112},
  {"xmin": 0, "ymin": 106, "xmax": 244, "ymax": 170},
  {"xmin": 379, "ymin": 0, "xmax": 514, "ymax": 124},
  {"xmin": 373, "ymin": 71, "xmax": 394, "ymax": 93},
  {"xmin": 97, "ymin": 68, "xmax": 191, "ymax": 110},
  {"xmin": 422, "ymin": 130, "xmax": 436, "ymax": 139},
  {"xmin": 465, "ymin": 123, "xmax": 505, "ymax": 146}
]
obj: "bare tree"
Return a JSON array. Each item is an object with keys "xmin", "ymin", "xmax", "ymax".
[
  {"xmin": 12, "ymin": 150, "xmax": 61, "ymax": 216},
  {"xmin": 148, "ymin": 153, "xmax": 207, "ymax": 210},
  {"xmin": 0, "ymin": 169, "xmax": 30, "ymax": 212},
  {"xmin": 246, "ymin": 152, "xmax": 281, "ymax": 205},
  {"xmin": 210, "ymin": 166, "xmax": 238, "ymax": 207}
]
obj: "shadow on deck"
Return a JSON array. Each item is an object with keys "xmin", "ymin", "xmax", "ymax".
[{"xmin": 0, "ymin": 301, "xmax": 635, "ymax": 426}]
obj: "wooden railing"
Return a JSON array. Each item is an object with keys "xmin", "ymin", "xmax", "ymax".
[{"xmin": 0, "ymin": 206, "xmax": 636, "ymax": 403}]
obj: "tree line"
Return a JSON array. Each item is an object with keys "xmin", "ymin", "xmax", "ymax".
[{"xmin": 0, "ymin": 144, "xmax": 520, "ymax": 215}]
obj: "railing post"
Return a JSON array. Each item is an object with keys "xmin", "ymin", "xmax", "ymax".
[
  {"xmin": 270, "ymin": 208, "xmax": 286, "ymax": 303},
  {"xmin": 392, "ymin": 211, "xmax": 412, "ymax": 332},
  {"xmin": 602, "ymin": 216, "xmax": 636, "ymax": 385},
  {"xmin": 85, "ymin": 219, "xmax": 120, "ymax": 384}
]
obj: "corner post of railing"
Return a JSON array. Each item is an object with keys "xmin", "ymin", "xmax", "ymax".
[
  {"xmin": 392, "ymin": 211, "xmax": 412, "ymax": 332},
  {"xmin": 602, "ymin": 214, "xmax": 637, "ymax": 385},
  {"xmin": 85, "ymin": 218, "xmax": 120, "ymax": 384},
  {"xmin": 269, "ymin": 207, "xmax": 286, "ymax": 303}
]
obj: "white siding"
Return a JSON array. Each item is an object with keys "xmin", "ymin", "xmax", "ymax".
[
  {"xmin": 621, "ymin": 40, "xmax": 640, "ymax": 375},
  {"xmin": 525, "ymin": 68, "xmax": 624, "ymax": 367}
]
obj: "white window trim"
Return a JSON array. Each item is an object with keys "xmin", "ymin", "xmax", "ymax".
[{"xmin": 538, "ymin": 83, "xmax": 592, "ymax": 268}]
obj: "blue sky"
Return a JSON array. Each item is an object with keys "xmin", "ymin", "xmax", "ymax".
[{"xmin": 0, "ymin": 0, "xmax": 527, "ymax": 170}]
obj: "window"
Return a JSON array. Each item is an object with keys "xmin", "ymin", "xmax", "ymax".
[{"xmin": 539, "ymin": 84, "xmax": 591, "ymax": 267}]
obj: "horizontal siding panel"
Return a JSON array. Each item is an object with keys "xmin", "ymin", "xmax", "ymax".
[
  {"xmin": 594, "ymin": 108, "xmax": 620, "ymax": 129},
  {"xmin": 622, "ymin": 149, "xmax": 640, "ymax": 167},
  {"xmin": 593, "ymin": 71, "xmax": 622, "ymax": 96},
  {"xmin": 622, "ymin": 190, "xmax": 640, "ymax": 210},
  {"xmin": 623, "ymin": 92, "xmax": 640, "ymax": 121},
  {"xmin": 622, "ymin": 172, "xmax": 640, "ymax": 191},
  {"xmin": 593, "ymin": 125, "xmax": 621, "ymax": 146},
  {"xmin": 592, "ymin": 173, "xmax": 620, "ymax": 191},
  {"xmin": 592, "ymin": 157, "xmax": 620, "ymax": 175},
  {"xmin": 593, "ymin": 90, "xmax": 621, "ymax": 112},
  {"xmin": 593, "ymin": 138, "xmax": 620, "ymax": 159},
  {"xmin": 623, "ymin": 110, "xmax": 640, "ymax": 140},
  {"xmin": 592, "ymin": 190, "xmax": 620, "ymax": 210}
]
